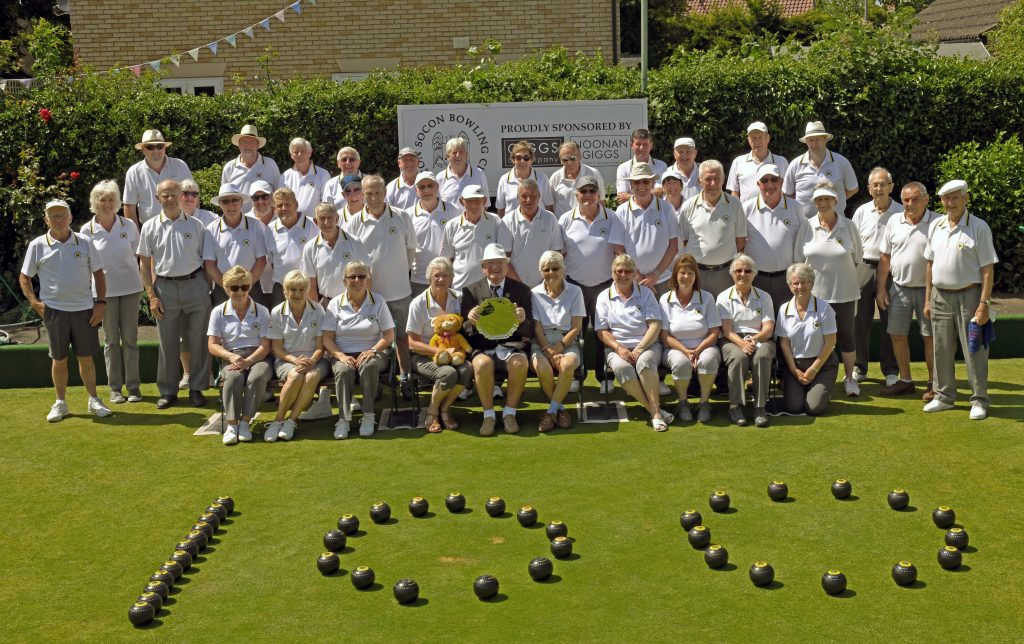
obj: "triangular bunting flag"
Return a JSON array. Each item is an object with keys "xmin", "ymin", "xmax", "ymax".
[
  {"xmin": 131, "ymin": 65, "xmax": 142, "ymax": 77},
  {"xmin": 243, "ymin": 26, "xmax": 254, "ymax": 39},
  {"xmin": 309, "ymin": 0, "xmax": 316, "ymax": 5},
  {"xmin": 208, "ymin": 41, "xmax": 218, "ymax": 55},
  {"xmin": 275, "ymin": 10, "xmax": 286, "ymax": 21},
  {"xmin": 170, "ymin": 55, "xmax": 181, "ymax": 67},
  {"xmin": 149, "ymin": 60, "xmax": 161, "ymax": 71},
  {"xmin": 188, "ymin": 48, "xmax": 200, "ymax": 61},
  {"xmin": 291, "ymin": 2, "xmax": 302, "ymax": 14},
  {"xmin": 260, "ymin": 18, "xmax": 271, "ymax": 30},
  {"xmin": 226, "ymin": 34, "xmax": 237, "ymax": 47}
]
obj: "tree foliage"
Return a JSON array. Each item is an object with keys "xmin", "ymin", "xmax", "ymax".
[
  {"xmin": 27, "ymin": 18, "xmax": 72, "ymax": 77},
  {"xmin": 988, "ymin": 0, "xmax": 1024, "ymax": 62}
]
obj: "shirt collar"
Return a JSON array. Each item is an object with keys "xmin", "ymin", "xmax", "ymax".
[
  {"xmin": 222, "ymin": 298, "xmax": 254, "ymax": 320},
  {"xmin": 45, "ymin": 231, "xmax": 78, "ymax": 246}
]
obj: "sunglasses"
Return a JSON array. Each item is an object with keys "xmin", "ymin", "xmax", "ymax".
[
  {"xmin": 144, "ymin": 145, "xmax": 165, "ymax": 151},
  {"xmin": 758, "ymin": 176, "xmax": 781, "ymax": 184},
  {"xmin": 343, "ymin": 187, "xmax": 362, "ymax": 194},
  {"xmin": 181, "ymin": 191, "xmax": 199, "ymax": 198},
  {"xmin": 346, "ymin": 274, "xmax": 368, "ymax": 280},
  {"xmin": 220, "ymin": 198, "xmax": 242, "ymax": 205},
  {"xmin": 733, "ymin": 268, "xmax": 754, "ymax": 275},
  {"xmin": 252, "ymin": 194, "xmax": 271, "ymax": 202},
  {"xmin": 340, "ymin": 157, "xmax": 358, "ymax": 163},
  {"xmin": 513, "ymin": 155, "xmax": 532, "ymax": 161},
  {"xmin": 541, "ymin": 267, "xmax": 562, "ymax": 273},
  {"xmin": 229, "ymin": 284, "xmax": 251, "ymax": 292},
  {"xmin": 560, "ymin": 156, "xmax": 577, "ymax": 163}
]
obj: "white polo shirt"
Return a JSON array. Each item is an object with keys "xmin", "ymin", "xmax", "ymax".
[
  {"xmin": 406, "ymin": 288, "xmax": 461, "ymax": 338},
  {"xmin": 726, "ymin": 152, "xmax": 789, "ymax": 202},
  {"xmin": 80, "ymin": 215, "xmax": 143, "ymax": 297},
  {"xmin": 852, "ymin": 198, "xmax": 902, "ymax": 261},
  {"xmin": 672, "ymin": 164, "xmax": 702, "ymax": 201},
  {"xmin": 716, "ymin": 286, "xmax": 775, "ymax": 336},
  {"xmin": 502, "ymin": 207, "xmax": 563, "ymax": 288},
  {"xmin": 268, "ymin": 298, "xmax": 325, "ymax": 357},
  {"xmin": 338, "ymin": 204, "xmax": 362, "ymax": 232},
  {"xmin": 345, "ymin": 205, "xmax": 416, "ymax": 301},
  {"xmin": 495, "ymin": 168, "xmax": 555, "ymax": 213},
  {"xmin": 923, "ymin": 212, "xmax": 999, "ymax": 290},
  {"xmin": 282, "ymin": 165, "xmax": 331, "ymax": 217},
  {"xmin": 321, "ymin": 176, "xmax": 347, "ymax": 212},
  {"xmin": 222, "ymin": 155, "xmax": 282, "ymax": 211},
  {"xmin": 410, "ymin": 200, "xmax": 456, "ymax": 285},
  {"xmin": 531, "ymin": 281, "xmax": 586, "ymax": 332},
  {"xmin": 548, "ymin": 164, "xmax": 605, "ymax": 215},
  {"xmin": 122, "ymin": 157, "xmax": 193, "ymax": 223},
  {"xmin": 266, "ymin": 214, "xmax": 319, "ymax": 284},
  {"xmin": 21, "ymin": 231, "xmax": 102, "ymax": 312},
  {"xmin": 742, "ymin": 194, "xmax": 803, "ymax": 273},
  {"xmin": 776, "ymin": 295, "xmax": 837, "ymax": 358},
  {"xmin": 558, "ymin": 206, "xmax": 617, "ymax": 287},
  {"xmin": 679, "ymin": 192, "xmax": 747, "ymax": 266},
  {"xmin": 137, "ymin": 211, "xmax": 206, "ymax": 278},
  {"xmin": 323, "ymin": 290, "xmax": 395, "ymax": 354},
  {"xmin": 794, "ymin": 215, "xmax": 863, "ymax": 304},
  {"xmin": 385, "ymin": 174, "xmax": 418, "ymax": 211},
  {"xmin": 300, "ymin": 229, "xmax": 370, "ymax": 299},
  {"xmin": 615, "ymin": 157, "xmax": 668, "ymax": 194},
  {"xmin": 594, "ymin": 283, "xmax": 661, "ymax": 349},
  {"xmin": 203, "ymin": 215, "xmax": 269, "ymax": 274},
  {"xmin": 440, "ymin": 212, "xmax": 513, "ymax": 290},
  {"xmin": 436, "ymin": 165, "xmax": 490, "ymax": 208},
  {"xmin": 880, "ymin": 210, "xmax": 937, "ymax": 288},
  {"xmin": 660, "ymin": 289, "xmax": 721, "ymax": 349},
  {"xmin": 782, "ymin": 150, "xmax": 858, "ymax": 218},
  {"xmin": 610, "ymin": 197, "xmax": 679, "ymax": 283},
  {"xmin": 207, "ymin": 299, "xmax": 270, "ymax": 351},
  {"xmin": 187, "ymin": 208, "xmax": 218, "ymax": 228}
]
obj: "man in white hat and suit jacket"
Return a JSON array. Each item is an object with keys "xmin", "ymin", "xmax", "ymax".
[
  {"xmin": 123, "ymin": 129, "xmax": 193, "ymax": 225},
  {"xmin": 222, "ymin": 124, "xmax": 281, "ymax": 212}
]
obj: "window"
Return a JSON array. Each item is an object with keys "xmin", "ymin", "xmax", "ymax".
[
  {"xmin": 160, "ymin": 77, "xmax": 224, "ymax": 96},
  {"xmin": 332, "ymin": 72, "xmax": 370, "ymax": 83}
]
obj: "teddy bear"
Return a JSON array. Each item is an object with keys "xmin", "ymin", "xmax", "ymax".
[{"xmin": 429, "ymin": 313, "xmax": 472, "ymax": 366}]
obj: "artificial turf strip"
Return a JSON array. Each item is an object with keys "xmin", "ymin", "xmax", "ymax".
[{"xmin": 1, "ymin": 360, "xmax": 1022, "ymax": 641}]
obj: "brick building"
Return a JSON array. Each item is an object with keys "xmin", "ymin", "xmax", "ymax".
[{"xmin": 69, "ymin": 0, "xmax": 620, "ymax": 93}]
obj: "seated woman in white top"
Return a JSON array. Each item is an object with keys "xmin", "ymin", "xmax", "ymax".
[
  {"xmin": 776, "ymin": 262, "xmax": 840, "ymax": 416},
  {"xmin": 659, "ymin": 254, "xmax": 722, "ymax": 424},
  {"xmin": 716, "ymin": 254, "xmax": 775, "ymax": 428},
  {"xmin": 323, "ymin": 260, "xmax": 395, "ymax": 439},
  {"xmin": 265, "ymin": 270, "xmax": 328, "ymax": 442},
  {"xmin": 595, "ymin": 253, "xmax": 673, "ymax": 431},
  {"xmin": 207, "ymin": 265, "xmax": 272, "ymax": 446},
  {"xmin": 531, "ymin": 251, "xmax": 585, "ymax": 433},
  {"xmin": 406, "ymin": 257, "xmax": 473, "ymax": 434}
]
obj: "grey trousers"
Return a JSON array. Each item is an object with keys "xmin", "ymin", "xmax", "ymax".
[
  {"xmin": 220, "ymin": 360, "xmax": 272, "ymax": 421},
  {"xmin": 931, "ymin": 285, "xmax": 988, "ymax": 407},
  {"xmin": 855, "ymin": 267, "xmax": 897, "ymax": 376},
  {"xmin": 699, "ymin": 266, "xmax": 733, "ymax": 297},
  {"xmin": 413, "ymin": 354, "xmax": 473, "ymax": 390},
  {"xmin": 782, "ymin": 354, "xmax": 839, "ymax": 416},
  {"xmin": 154, "ymin": 276, "xmax": 211, "ymax": 397},
  {"xmin": 753, "ymin": 272, "xmax": 789, "ymax": 322},
  {"xmin": 103, "ymin": 292, "xmax": 141, "ymax": 391},
  {"xmin": 567, "ymin": 277, "xmax": 613, "ymax": 381},
  {"xmin": 722, "ymin": 340, "xmax": 776, "ymax": 408},
  {"xmin": 332, "ymin": 353, "xmax": 389, "ymax": 420}
]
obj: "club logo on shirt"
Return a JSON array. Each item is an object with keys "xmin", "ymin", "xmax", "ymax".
[
  {"xmin": 388, "ymin": 226, "xmax": 397, "ymax": 235},
  {"xmin": 813, "ymin": 321, "xmax": 821, "ymax": 328},
  {"xmin": 655, "ymin": 220, "xmax": 663, "ymax": 227},
  {"xmin": 120, "ymin": 232, "xmax": 128, "ymax": 239},
  {"xmin": 311, "ymin": 321, "xmax": 317, "ymax": 328},
  {"xmin": 957, "ymin": 242, "xmax": 965, "ymax": 250},
  {"xmin": 835, "ymin": 238, "xmax": 844, "ymax": 246},
  {"xmin": 252, "ymin": 322, "xmax": 260, "ymax": 330},
  {"xmin": 368, "ymin": 314, "xmax": 377, "ymax": 322},
  {"xmin": 599, "ymin": 227, "xmax": 608, "ymax": 235},
  {"xmin": 74, "ymin": 251, "xmax": 82, "ymax": 258},
  {"xmin": 185, "ymin": 232, "xmax": 193, "ymax": 239},
  {"xmin": 722, "ymin": 215, "xmax": 730, "ymax": 223},
  {"xmin": 755, "ymin": 308, "xmax": 762, "ymax": 316},
  {"xmin": 635, "ymin": 305, "xmax": 643, "ymax": 313},
  {"xmin": 485, "ymin": 233, "xmax": 493, "ymax": 241},
  {"xmin": 343, "ymin": 252, "xmax": 351, "ymax": 260},
  {"xmin": 825, "ymin": 169, "xmax": 833, "ymax": 177},
  {"xmin": 243, "ymin": 239, "xmax": 250, "ymax": 246},
  {"xmin": 439, "ymin": 219, "xmax": 447, "ymax": 226},
  {"xmin": 784, "ymin": 219, "xmax": 791, "ymax": 227}
]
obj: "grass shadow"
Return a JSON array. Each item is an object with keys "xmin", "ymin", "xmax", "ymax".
[
  {"xmin": 898, "ymin": 505, "xmax": 919, "ymax": 513},
  {"xmin": 321, "ymin": 569, "xmax": 347, "ymax": 578},
  {"xmin": 713, "ymin": 507, "xmax": 738, "ymax": 515},
  {"xmin": 776, "ymin": 497, "xmax": 797, "ymax": 504},
  {"xmin": 557, "ymin": 553, "xmax": 581, "ymax": 561},
  {"xmin": 361, "ymin": 582, "xmax": 384, "ymax": 592},
  {"xmin": 960, "ymin": 545, "xmax": 977, "ymax": 553},
  {"xmin": 759, "ymin": 580, "xmax": 784, "ymax": 590},
  {"xmin": 713, "ymin": 563, "xmax": 738, "ymax": 572},
  {"xmin": 480, "ymin": 593, "xmax": 508, "ymax": 603},
  {"xmin": 903, "ymin": 580, "xmax": 927, "ymax": 589},
  {"xmin": 446, "ymin": 508, "xmax": 475, "ymax": 515},
  {"xmin": 826, "ymin": 400, "xmax": 901, "ymax": 416},
  {"xmin": 410, "ymin": 511, "xmax": 437, "ymax": 519},
  {"xmin": 948, "ymin": 564, "xmax": 972, "ymax": 573},
  {"xmin": 830, "ymin": 588, "xmax": 856, "ymax": 599},
  {"xmin": 536, "ymin": 574, "xmax": 562, "ymax": 584},
  {"xmin": 172, "ymin": 577, "xmax": 192, "ymax": 586},
  {"xmin": 837, "ymin": 495, "xmax": 860, "ymax": 502},
  {"xmin": 372, "ymin": 518, "xmax": 399, "ymax": 526},
  {"xmin": 400, "ymin": 597, "xmax": 430, "ymax": 607},
  {"xmin": 133, "ymin": 618, "xmax": 165, "ymax": 630}
]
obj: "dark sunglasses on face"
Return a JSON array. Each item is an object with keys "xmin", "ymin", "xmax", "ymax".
[
  {"xmin": 344, "ymin": 187, "xmax": 362, "ymax": 194},
  {"xmin": 144, "ymin": 145, "xmax": 165, "ymax": 151},
  {"xmin": 346, "ymin": 274, "xmax": 368, "ymax": 280},
  {"xmin": 340, "ymin": 157, "xmax": 357, "ymax": 163},
  {"xmin": 759, "ymin": 177, "xmax": 781, "ymax": 184},
  {"xmin": 182, "ymin": 191, "xmax": 199, "ymax": 198},
  {"xmin": 733, "ymin": 268, "xmax": 754, "ymax": 275},
  {"xmin": 252, "ymin": 194, "xmax": 271, "ymax": 201},
  {"xmin": 513, "ymin": 155, "xmax": 532, "ymax": 161},
  {"xmin": 229, "ymin": 284, "xmax": 251, "ymax": 292},
  {"xmin": 560, "ymin": 156, "xmax": 577, "ymax": 162}
]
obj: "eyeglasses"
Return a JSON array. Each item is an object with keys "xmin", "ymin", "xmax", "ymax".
[
  {"xmin": 343, "ymin": 187, "xmax": 363, "ymax": 194},
  {"xmin": 346, "ymin": 274, "xmax": 368, "ymax": 280},
  {"xmin": 252, "ymin": 194, "xmax": 271, "ymax": 202},
  {"xmin": 631, "ymin": 179, "xmax": 653, "ymax": 186},
  {"xmin": 144, "ymin": 145, "xmax": 165, "ymax": 151},
  {"xmin": 181, "ymin": 191, "xmax": 199, "ymax": 198},
  {"xmin": 733, "ymin": 268, "xmax": 754, "ymax": 275},
  {"xmin": 340, "ymin": 157, "xmax": 358, "ymax": 163},
  {"xmin": 513, "ymin": 155, "xmax": 532, "ymax": 161},
  {"xmin": 220, "ymin": 198, "xmax": 242, "ymax": 205},
  {"xmin": 577, "ymin": 187, "xmax": 598, "ymax": 194},
  {"xmin": 758, "ymin": 177, "xmax": 781, "ymax": 184},
  {"xmin": 229, "ymin": 284, "xmax": 251, "ymax": 292},
  {"xmin": 560, "ymin": 156, "xmax": 577, "ymax": 163}
]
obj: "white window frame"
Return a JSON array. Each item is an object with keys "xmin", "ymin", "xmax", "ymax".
[{"xmin": 160, "ymin": 77, "xmax": 224, "ymax": 96}]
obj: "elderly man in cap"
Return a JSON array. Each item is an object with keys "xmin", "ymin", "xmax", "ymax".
[
  {"xmin": 436, "ymin": 137, "xmax": 490, "ymax": 208},
  {"xmin": 20, "ymin": 199, "xmax": 113, "ymax": 421},
  {"xmin": 851, "ymin": 167, "xmax": 901, "ymax": 387},
  {"xmin": 679, "ymin": 159, "xmax": 746, "ymax": 297},
  {"xmin": 335, "ymin": 175, "xmax": 365, "ymax": 227},
  {"xmin": 122, "ymin": 129, "xmax": 193, "ymax": 225},
  {"xmin": 203, "ymin": 183, "xmax": 268, "ymax": 306},
  {"xmin": 616, "ymin": 128, "xmax": 668, "ymax": 204},
  {"xmin": 248, "ymin": 181, "xmax": 277, "ymax": 299},
  {"xmin": 386, "ymin": 147, "xmax": 422, "ymax": 210},
  {"xmin": 282, "ymin": 137, "xmax": 330, "ymax": 218},
  {"xmin": 876, "ymin": 181, "xmax": 938, "ymax": 399},
  {"xmin": 222, "ymin": 124, "xmax": 281, "ymax": 211},
  {"xmin": 783, "ymin": 121, "xmax": 858, "ymax": 219},
  {"xmin": 137, "ymin": 179, "xmax": 212, "ymax": 408},
  {"xmin": 669, "ymin": 137, "xmax": 702, "ymax": 201},
  {"xmin": 409, "ymin": 171, "xmax": 457, "ymax": 297},
  {"xmin": 265, "ymin": 187, "xmax": 319, "ymax": 308},
  {"xmin": 549, "ymin": 141, "xmax": 605, "ymax": 215},
  {"xmin": 727, "ymin": 122, "xmax": 789, "ymax": 202},
  {"xmin": 441, "ymin": 185, "xmax": 512, "ymax": 290},
  {"xmin": 923, "ymin": 180, "xmax": 998, "ymax": 420},
  {"xmin": 502, "ymin": 178, "xmax": 563, "ymax": 288},
  {"xmin": 610, "ymin": 162, "xmax": 679, "ymax": 296},
  {"xmin": 460, "ymin": 243, "xmax": 533, "ymax": 435},
  {"xmin": 743, "ymin": 164, "xmax": 803, "ymax": 310}
]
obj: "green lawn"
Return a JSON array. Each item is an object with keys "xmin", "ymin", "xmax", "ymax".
[{"xmin": 2, "ymin": 360, "xmax": 1023, "ymax": 642}]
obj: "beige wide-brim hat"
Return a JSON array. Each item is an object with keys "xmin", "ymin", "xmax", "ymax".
[
  {"xmin": 628, "ymin": 162, "xmax": 657, "ymax": 181},
  {"xmin": 799, "ymin": 121, "xmax": 833, "ymax": 143},
  {"xmin": 135, "ymin": 129, "xmax": 172, "ymax": 150},
  {"xmin": 231, "ymin": 124, "xmax": 267, "ymax": 149}
]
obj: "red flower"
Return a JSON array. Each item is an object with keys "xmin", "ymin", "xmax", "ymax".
[
  {"xmin": 70, "ymin": 172, "xmax": 80, "ymax": 181},
  {"xmin": 38, "ymin": 108, "xmax": 52, "ymax": 123}
]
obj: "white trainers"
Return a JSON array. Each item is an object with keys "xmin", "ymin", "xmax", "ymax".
[
  {"xmin": 263, "ymin": 421, "xmax": 281, "ymax": 442},
  {"xmin": 334, "ymin": 418, "xmax": 350, "ymax": 439},
  {"xmin": 885, "ymin": 374, "xmax": 899, "ymax": 387},
  {"xmin": 969, "ymin": 405, "xmax": 988, "ymax": 420},
  {"xmin": 458, "ymin": 388, "xmax": 472, "ymax": 400},
  {"xmin": 222, "ymin": 426, "xmax": 239, "ymax": 445},
  {"xmin": 659, "ymin": 382, "xmax": 672, "ymax": 396},
  {"xmin": 47, "ymin": 400, "xmax": 69, "ymax": 423},
  {"xmin": 569, "ymin": 380, "xmax": 580, "ymax": 393},
  {"xmin": 298, "ymin": 392, "xmax": 333, "ymax": 420},
  {"xmin": 278, "ymin": 419, "xmax": 297, "ymax": 440},
  {"xmin": 237, "ymin": 421, "xmax": 253, "ymax": 442},
  {"xmin": 844, "ymin": 378, "xmax": 860, "ymax": 397},
  {"xmin": 88, "ymin": 397, "xmax": 113, "ymax": 417},
  {"xmin": 923, "ymin": 399, "xmax": 955, "ymax": 413},
  {"xmin": 178, "ymin": 372, "xmax": 190, "ymax": 390},
  {"xmin": 599, "ymin": 380, "xmax": 615, "ymax": 395},
  {"xmin": 852, "ymin": 368, "xmax": 866, "ymax": 383},
  {"xmin": 493, "ymin": 385, "xmax": 504, "ymax": 399},
  {"xmin": 359, "ymin": 414, "xmax": 376, "ymax": 437}
]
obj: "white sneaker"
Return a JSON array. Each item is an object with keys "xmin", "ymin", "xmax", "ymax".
[
  {"xmin": 659, "ymin": 382, "xmax": 672, "ymax": 396},
  {"xmin": 359, "ymin": 414, "xmax": 375, "ymax": 437},
  {"xmin": 569, "ymin": 380, "xmax": 580, "ymax": 393},
  {"xmin": 263, "ymin": 421, "xmax": 281, "ymax": 442},
  {"xmin": 350, "ymin": 398, "xmax": 362, "ymax": 413},
  {"xmin": 885, "ymin": 374, "xmax": 899, "ymax": 387},
  {"xmin": 222, "ymin": 426, "xmax": 239, "ymax": 445},
  {"xmin": 852, "ymin": 368, "xmax": 866, "ymax": 382},
  {"xmin": 88, "ymin": 397, "xmax": 113, "ymax": 418},
  {"xmin": 298, "ymin": 393, "xmax": 333, "ymax": 420},
  {"xmin": 458, "ymin": 388, "xmax": 472, "ymax": 400},
  {"xmin": 969, "ymin": 405, "xmax": 988, "ymax": 420},
  {"xmin": 278, "ymin": 419, "xmax": 297, "ymax": 440},
  {"xmin": 178, "ymin": 373, "xmax": 190, "ymax": 390},
  {"xmin": 493, "ymin": 385, "xmax": 504, "ymax": 399},
  {"xmin": 47, "ymin": 400, "xmax": 69, "ymax": 423},
  {"xmin": 237, "ymin": 421, "xmax": 253, "ymax": 442},
  {"xmin": 599, "ymin": 380, "xmax": 615, "ymax": 395},
  {"xmin": 923, "ymin": 399, "xmax": 955, "ymax": 413},
  {"xmin": 334, "ymin": 418, "xmax": 350, "ymax": 439},
  {"xmin": 844, "ymin": 378, "xmax": 860, "ymax": 397}
]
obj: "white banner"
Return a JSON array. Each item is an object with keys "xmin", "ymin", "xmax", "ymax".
[{"xmin": 398, "ymin": 99, "xmax": 648, "ymax": 196}]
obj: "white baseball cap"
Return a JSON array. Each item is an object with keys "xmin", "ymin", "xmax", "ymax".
[
  {"xmin": 248, "ymin": 180, "xmax": 274, "ymax": 197},
  {"xmin": 45, "ymin": 199, "xmax": 71, "ymax": 213},
  {"xmin": 673, "ymin": 137, "xmax": 696, "ymax": 149},
  {"xmin": 747, "ymin": 121, "xmax": 769, "ymax": 134},
  {"xmin": 397, "ymin": 147, "xmax": 420, "ymax": 159},
  {"xmin": 414, "ymin": 171, "xmax": 437, "ymax": 186},
  {"xmin": 756, "ymin": 164, "xmax": 782, "ymax": 180},
  {"xmin": 461, "ymin": 185, "xmax": 486, "ymax": 200},
  {"xmin": 937, "ymin": 179, "xmax": 968, "ymax": 196},
  {"xmin": 660, "ymin": 167, "xmax": 684, "ymax": 184}
]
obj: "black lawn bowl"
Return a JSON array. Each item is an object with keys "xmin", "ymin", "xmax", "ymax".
[
  {"xmin": 445, "ymin": 492, "xmax": 466, "ymax": 513},
  {"xmin": 892, "ymin": 561, "xmax": 918, "ymax": 587},
  {"xmin": 191, "ymin": 521, "xmax": 215, "ymax": 540},
  {"xmin": 128, "ymin": 601, "xmax": 155, "ymax": 626},
  {"xmin": 887, "ymin": 489, "xmax": 910, "ymax": 511},
  {"xmin": 473, "ymin": 574, "xmax": 499, "ymax": 600},
  {"xmin": 687, "ymin": 525, "xmax": 711, "ymax": 550},
  {"xmin": 821, "ymin": 570, "xmax": 847, "ymax": 595},
  {"xmin": 174, "ymin": 540, "xmax": 199, "ymax": 558},
  {"xmin": 136, "ymin": 591, "xmax": 163, "ymax": 613},
  {"xmin": 337, "ymin": 514, "xmax": 360, "ymax": 535},
  {"xmin": 160, "ymin": 560, "xmax": 184, "ymax": 581},
  {"xmin": 369, "ymin": 502, "xmax": 392, "ymax": 524},
  {"xmin": 945, "ymin": 527, "xmax": 969, "ymax": 550},
  {"xmin": 680, "ymin": 510, "xmax": 703, "ymax": 531},
  {"xmin": 317, "ymin": 551, "xmax": 340, "ymax": 575},
  {"xmin": 545, "ymin": 520, "xmax": 568, "ymax": 540},
  {"xmin": 517, "ymin": 506, "xmax": 538, "ymax": 527},
  {"xmin": 831, "ymin": 479, "xmax": 852, "ymax": 500},
  {"xmin": 528, "ymin": 556, "xmax": 553, "ymax": 581},
  {"xmin": 704, "ymin": 544, "xmax": 729, "ymax": 569},
  {"xmin": 184, "ymin": 529, "xmax": 208, "ymax": 551},
  {"xmin": 149, "ymin": 569, "xmax": 175, "ymax": 589},
  {"xmin": 408, "ymin": 497, "xmax": 429, "ymax": 517},
  {"xmin": 938, "ymin": 546, "xmax": 962, "ymax": 570},
  {"xmin": 143, "ymin": 580, "xmax": 169, "ymax": 601},
  {"xmin": 393, "ymin": 578, "xmax": 420, "ymax": 604},
  {"xmin": 709, "ymin": 491, "xmax": 731, "ymax": 512},
  {"xmin": 170, "ymin": 549, "xmax": 192, "ymax": 571},
  {"xmin": 767, "ymin": 481, "xmax": 789, "ymax": 502},
  {"xmin": 932, "ymin": 506, "xmax": 956, "ymax": 529},
  {"xmin": 323, "ymin": 529, "xmax": 347, "ymax": 552},
  {"xmin": 550, "ymin": 536, "xmax": 573, "ymax": 559},
  {"xmin": 749, "ymin": 561, "xmax": 775, "ymax": 587},
  {"xmin": 198, "ymin": 512, "xmax": 221, "ymax": 531},
  {"xmin": 215, "ymin": 496, "xmax": 235, "ymax": 515},
  {"xmin": 485, "ymin": 497, "xmax": 506, "ymax": 517},
  {"xmin": 351, "ymin": 566, "xmax": 375, "ymax": 589},
  {"xmin": 205, "ymin": 502, "xmax": 228, "ymax": 522}
]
